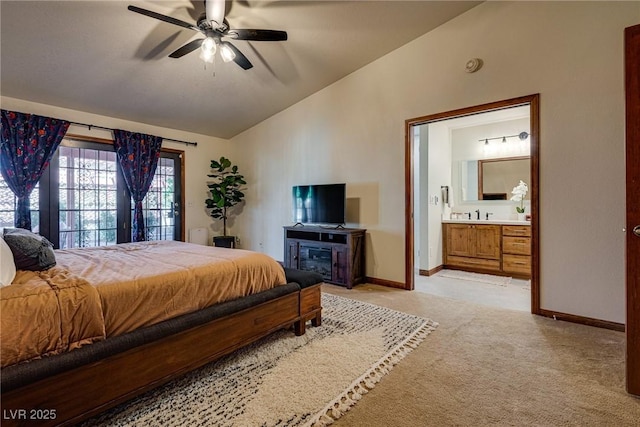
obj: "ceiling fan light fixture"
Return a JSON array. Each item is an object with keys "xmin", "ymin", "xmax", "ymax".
[
  {"xmin": 200, "ymin": 37, "xmax": 217, "ymax": 63},
  {"xmin": 200, "ymin": 49, "xmax": 215, "ymax": 64},
  {"xmin": 128, "ymin": 4, "xmax": 286, "ymax": 71},
  {"xmin": 201, "ymin": 37, "xmax": 217, "ymax": 55},
  {"xmin": 220, "ymin": 44, "xmax": 236, "ymax": 63}
]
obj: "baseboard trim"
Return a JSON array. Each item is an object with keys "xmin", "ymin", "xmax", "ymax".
[
  {"xmin": 418, "ymin": 265, "xmax": 444, "ymax": 277},
  {"xmin": 539, "ymin": 309, "xmax": 625, "ymax": 332},
  {"xmin": 366, "ymin": 277, "xmax": 406, "ymax": 289}
]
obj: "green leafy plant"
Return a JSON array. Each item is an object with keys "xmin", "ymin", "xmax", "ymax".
[{"xmin": 205, "ymin": 157, "xmax": 246, "ymax": 236}]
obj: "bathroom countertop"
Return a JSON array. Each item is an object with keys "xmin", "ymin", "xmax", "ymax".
[{"xmin": 442, "ymin": 219, "xmax": 530, "ymax": 225}]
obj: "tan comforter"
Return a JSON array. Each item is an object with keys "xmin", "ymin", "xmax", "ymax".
[
  {"xmin": 0, "ymin": 268, "xmax": 105, "ymax": 368},
  {"xmin": 1, "ymin": 241, "xmax": 287, "ymax": 367}
]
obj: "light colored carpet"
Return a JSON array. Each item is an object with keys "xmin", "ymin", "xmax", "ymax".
[
  {"xmin": 82, "ymin": 293, "xmax": 437, "ymax": 426},
  {"xmin": 435, "ymin": 269, "xmax": 512, "ymax": 286},
  {"xmin": 325, "ymin": 283, "xmax": 640, "ymax": 427}
]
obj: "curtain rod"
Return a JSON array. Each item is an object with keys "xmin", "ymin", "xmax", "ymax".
[{"xmin": 69, "ymin": 121, "xmax": 198, "ymax": 147}]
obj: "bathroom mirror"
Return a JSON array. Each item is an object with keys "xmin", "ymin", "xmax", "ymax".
[
  {"xmin": 461, "ymin": 156, "xmax": 530, "ymax": 201},
  {"xmin": 449, "ymin": 112, "xmax": 531, "ymax": 205}
]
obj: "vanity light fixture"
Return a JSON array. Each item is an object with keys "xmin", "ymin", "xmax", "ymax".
[{"xmin": 479, "ymin": 131, "xmax": 530, "ymax": 144}]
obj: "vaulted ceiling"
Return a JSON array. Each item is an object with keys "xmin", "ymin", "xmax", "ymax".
[{"xmin": 1, "ymin": 1, "xmax": 480, "ymax": 139}]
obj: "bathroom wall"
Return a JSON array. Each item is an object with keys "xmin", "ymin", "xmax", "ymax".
[{"xmin": 451, "ymin": 117, "xmax": 531, "ymax": 220}]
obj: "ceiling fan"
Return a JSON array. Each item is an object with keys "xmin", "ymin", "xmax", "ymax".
[{"xmin": 127, "ymin": 0, "xmax": 287, "ymax": 70}]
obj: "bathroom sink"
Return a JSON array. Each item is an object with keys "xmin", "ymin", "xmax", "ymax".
[{"xmin": 442, "ymin": 218, "xmax": 530, "ymax": 225}]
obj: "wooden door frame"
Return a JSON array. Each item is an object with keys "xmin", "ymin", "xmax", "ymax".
[
  {"xmin": 625, "ymin": 23, "xmax": 640, "ymax": 397},
  {"xmin": 404, "ymin": 94, "xmax": 541, "ymax": 314}
]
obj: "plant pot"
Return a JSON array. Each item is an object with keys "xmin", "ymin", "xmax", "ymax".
[
  {"xmin": 517, "ymin": 213, "xmax": 526, "ymax": 221},
  {"xmin": 213, "ymin": 236, "xmax": 236, "ymax": 248}
]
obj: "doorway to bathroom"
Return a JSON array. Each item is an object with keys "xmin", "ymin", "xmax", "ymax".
[{"xmin": 404, "ymin": 95, "xmax": 540, "ymax": 313}]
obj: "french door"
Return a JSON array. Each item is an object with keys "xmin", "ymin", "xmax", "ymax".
[
  {"xmin": 625, "ymin": 23, "xmax": 640, "ymax": 397},
  {"xmin": 37, "ymin": 137, "xmax": 183, "ymax": 248},
  {"xmin": 132, "ymin": 151, "xmax": 182, "ymax": 243}
]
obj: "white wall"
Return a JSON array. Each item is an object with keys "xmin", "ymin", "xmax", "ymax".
[
  {"xmin": 425, "ymin": 122, "xmax": 450, "ymax": 270},
  {"xmin": 0, "ymin": 96, "xmax": 227, "ymax": 243},
  {"xmin": 231, "ymin": 1, "xmax": 638, "ymax": 324}
]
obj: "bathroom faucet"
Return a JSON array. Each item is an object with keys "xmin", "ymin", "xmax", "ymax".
[
  {"xmin": 466, "ymin": 212, "xmax": 472, "ymax": 220},
  {"xmin": 475, "ymin": 209, "xmax": 480, "ymax": 220},
  {"xmin": 486, "ymin": 212, "xmax": 494, "ymax": 220}
]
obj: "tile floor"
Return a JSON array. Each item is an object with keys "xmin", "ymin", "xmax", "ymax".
[{"xmin": 414, "ymin": 270, "xmax": 531, "ymax": 312}]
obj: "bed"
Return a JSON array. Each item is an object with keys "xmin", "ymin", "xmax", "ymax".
[{"xmin": 0, "ymin": 239, "xmax": 322, "ymax": 426}]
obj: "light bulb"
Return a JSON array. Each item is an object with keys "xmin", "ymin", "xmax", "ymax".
[
  {"xmin": 220, "ymin": 44, "xmax": 236, "ymax": 63},
  {"xmin": 201, "ymin": 37, "xmax": 217, "ymax": 55},
  {"xmin": 199, "ymin": 49, "xmax": 215, "ymax": 64}
]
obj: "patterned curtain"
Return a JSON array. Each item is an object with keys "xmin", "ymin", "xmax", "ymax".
[
  {"xmin": 0, "ymin": 110, "xmax": 69, "ymax": 230},
  {"xmin": 113, "ymin": 130, "xmax": 162, "ymax": 242}
]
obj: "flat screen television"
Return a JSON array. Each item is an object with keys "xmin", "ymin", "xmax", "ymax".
[{"xmin": 292, "ymin": 183, "xmax": 346, "ymax": 225}]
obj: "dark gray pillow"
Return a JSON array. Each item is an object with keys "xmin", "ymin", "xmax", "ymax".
[{"xmin": 2, "ymin": 228, "xmax": 56, "ymax": 271}]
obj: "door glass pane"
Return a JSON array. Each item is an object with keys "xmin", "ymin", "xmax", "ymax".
[
  {"xmin": 58, "ymin": 146, "xmax": 118, "ymax": 248},
  {"xmin": 0, "ymin": 177, "xmax": 39, "ymax": 231},
  {"xmin": 134, "ymin": 156, "xmax": 176, "ymax": 241}
]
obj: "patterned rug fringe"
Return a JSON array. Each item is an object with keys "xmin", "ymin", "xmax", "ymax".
[{"xmin": 304, "ymin": 318, "xmax": 439, "ymax": 427}]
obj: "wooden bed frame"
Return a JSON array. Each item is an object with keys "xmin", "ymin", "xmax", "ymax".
[{"xmin": 1, "ymin": 284, "xmax": 322, "ymax": 427}]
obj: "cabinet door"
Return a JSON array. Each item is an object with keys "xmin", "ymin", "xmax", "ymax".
[
  {"xmin": 286, "ymin": 241, "xmax": 299, "ymax": 268},
  {"xmin": 503, "ymin": 254, "xmax": 531, "ymax": 275},
  {"xmin": 503, "ymin": 236, "xmax": 531, "ymax": 256},
  {"xmin": 332, "ymin": 246, "xmax": 348, "ymax": 285},
  {"xmin": 474, "ymin": 225, "xmax": 501, "ymax": 259},
  {"xmin": 447, "ymin": 224, "xmax": 474, "ymax": 257}
]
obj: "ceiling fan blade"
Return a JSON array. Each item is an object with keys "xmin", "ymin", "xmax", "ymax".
[
  {"xmin": 227, "ymin": 29, "xmax": 288, "ymax": 42},
  {"xmin": 128, "ymin": 5, "xmax": 201, "ymax": 32},
  {"xmin": 169, "ymin": 39, "xmax": 204, "ymax": 58},
  {"xmin": 222, "ymin": 41, "xmax": 253, "ymax": 70}
]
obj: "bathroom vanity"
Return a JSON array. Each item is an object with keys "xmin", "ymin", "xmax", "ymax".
[{"xmin": 442, "ymin": 220, "xmax": 531, "ymax": 278}]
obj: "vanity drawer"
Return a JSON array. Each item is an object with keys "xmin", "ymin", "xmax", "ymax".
[
  {"xmin": 503, "ymin": 254, "xmax": 531, "ymax": 276},
  {"xmin": 446, "ymin": 256, "xmax": 501, "ymax": 271},
  {"xmin": 502, "ymin": 225, "xmax": 531, "ymax": 237},
  {"xmin": 503, "ymin": 236, "xmax": 531, "ymax": 255}
]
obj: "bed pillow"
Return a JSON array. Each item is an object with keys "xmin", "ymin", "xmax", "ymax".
[
  {"xmin": 2, "ymin": 228, "xmax": 56, "ymax": 271},
  {"xmin": 0, "ymin": 234, "xmax": 17, "ymax": 286}
]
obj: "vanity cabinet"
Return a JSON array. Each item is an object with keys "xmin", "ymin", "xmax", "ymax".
[
  {"xmin": 444, "ymin": 224, "xmax": 501, "ymax": 272},
  {"xmin": 443, "ymin": 223, "xmax": 531, "ymax": 278}
]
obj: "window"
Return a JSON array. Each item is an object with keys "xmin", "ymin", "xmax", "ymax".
[
  {"xmin": 0, "ymin": 181, "xmax": 39, "ymax": 231},
  {"xmin": 0, "ymin": 136, "xmax": 183, "ymax": 248}
]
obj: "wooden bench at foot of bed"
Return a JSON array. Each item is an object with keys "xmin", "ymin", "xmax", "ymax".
[
  {"xmin": 291, "ymin": 267, "xmax": 324, "ymax": 335},
  {"xmin": 1, "ymin": 280, "xmax": 323, "ymax": 427}
]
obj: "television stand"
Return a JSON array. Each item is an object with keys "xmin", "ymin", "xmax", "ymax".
[{"xmin": 283, "ymin": 226, "xmax": 366, "ymax": 289}]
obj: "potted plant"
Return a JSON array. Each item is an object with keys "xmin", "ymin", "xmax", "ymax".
[
  {"xmin": 510, "ymin": 180, "xmax": 528, "ymax": 220},
  {"xmin": 205, "ymin": 157, "xmax": 246, "ymax": 247}
]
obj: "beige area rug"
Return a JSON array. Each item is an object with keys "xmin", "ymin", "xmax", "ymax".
[
  {"xmin": 82, "ymin": 294, "xmax": 437, "ymax": 427},
  {"xmin": 435, "ymin": 269, "xmax": 512, "ymax": 286}
]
